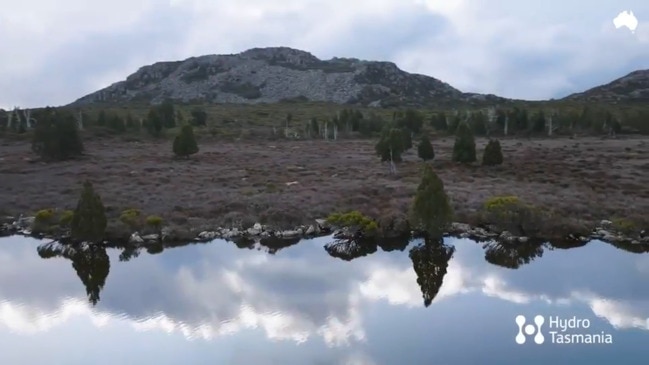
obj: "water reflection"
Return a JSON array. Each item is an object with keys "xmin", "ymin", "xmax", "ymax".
[
  {"xmin": 0, "ymin": 233, "xmax": 648, "ymax": 364},
  {"xmin": 38, "ymin": 242, "xmax": 110, "ymax": 305},
  {"xmin": 409, "ymin": 238, "xmax": 455, "ymax": 307},
  {"xmin": 483, "ymin": 240, "xmax": 545, "ymax": 269},
  {"xmin": 324, "ymin": 235, "xmax": 409, "ymax": 261}
]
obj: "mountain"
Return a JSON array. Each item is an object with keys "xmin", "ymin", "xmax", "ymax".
[
  {"xmin": 563, "ymin": 69, "xmax": 649, "ymax": 102},
  {"xmin": 69, "ymin": 47, "xmax": 508, "ymax": 108}
]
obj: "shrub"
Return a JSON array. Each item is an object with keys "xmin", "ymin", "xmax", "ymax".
[
  {"xmin": 417, "ymin": 135, "xmax": 435, "ymax": 161},
  {"xmin": 35, "ymin": 208, "xmax": 55, "ymax": 222},
  {"xmin": 33, "ymin": 209, "xmax": 55, "ymax": 233},
  {"xmin": 326, "ymin": 211, "xmax": 379, "ymax": 236},
  {"xmin": 146, "ymin": 215, "xmax": 164, "ymax": 228},
  {"xmin": 482, "ymin": 139, "xmax": 504, "ymax": 166},
  {"xmin": 59, "ymin": 210, "xmax": 74, "ymax": 226},
  {"xmin": 480, "ymin": 195, "xmax": 550, "ymax": 237},
  {"xmin": 120, "ymin": 208, "xmax": 142, "ymax": 228}
]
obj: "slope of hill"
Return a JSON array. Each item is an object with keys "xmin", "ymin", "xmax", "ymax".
[
  {"xmin": 563, "ymin": 69, "xmax": 649, "ymax": 102},
  {"xmin": 69, "ymin": 47, "xmax": 508, "ymax": 108}
]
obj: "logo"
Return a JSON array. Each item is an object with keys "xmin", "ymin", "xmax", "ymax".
[
  {"xmin": 515, "ymin": 315, "xmax": 614, "ymax": 345},
  {"xmin": 613, "ymin": 10, "xmax": 638, "ymax": 33},
  {"xmin": 515, "ymin": 315, "xmax": 545, "ymax": 344}
]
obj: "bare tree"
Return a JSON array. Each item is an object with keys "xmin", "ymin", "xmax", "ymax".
[
  {"xmin": 486, "ymin": 107, "xmax": 496, "ymax": 136},
  {"xmin": 75, "ymin": 110, "xmax": 84, "ymax": 130},
  {"xmin": 6, "ymin": 109, "xmax": 13, "ymax": 129}
]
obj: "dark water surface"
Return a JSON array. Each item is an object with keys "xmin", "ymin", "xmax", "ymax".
[{"xmin": 0, "ymin": 234, "xmax": 648, "ymax": 365}]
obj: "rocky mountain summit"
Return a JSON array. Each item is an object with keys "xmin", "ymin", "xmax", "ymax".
[
  {"xmin": 563, "ymin": 69, "xmax": 649, "ymax": 102},
  {"xmin": 70, "ymin": 47, "xmax": 506, "ymax": 107}
]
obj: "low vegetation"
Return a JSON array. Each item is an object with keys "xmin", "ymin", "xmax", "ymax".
[{"xmin": 1, "ymin": 100, "xmax": 648, "ymax": 244}]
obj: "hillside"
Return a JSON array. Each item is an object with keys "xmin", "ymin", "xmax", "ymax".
[
  {"xmin": 69, "ymin": 47, "xmax": 508, "ymax": 108},
  {"xmin": 563, "ymin": 69, "xmax": 649, "ymax": 102}
]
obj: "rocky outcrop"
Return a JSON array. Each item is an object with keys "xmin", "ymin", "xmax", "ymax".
[
  {"xmin": 68, "ymin": 46, "xmax": 507, "ymax": 108},
  {"xmin": 563, "ymin": 69, "xmax": 649, "ymax": 102}
]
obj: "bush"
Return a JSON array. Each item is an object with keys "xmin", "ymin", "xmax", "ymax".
[
  {"xmin": 33, "ymin": 209, "xmax": 55, "ymax": 233},
  {"xmin": 482, "ymin": 139, "xmax": 504, "ymax": 166},
  {"xmin": 119, "ymin": 208, "xmax": 142, "ymax": 228},
  {"xmin": 452, "ymin": 122, "xmax": 476, "ymax": 163},
  {"xmin": 59, "ymin": 210, "xmax": 74, "ymax": 226},
  {"xmin": 480, "ymin": 195, "xmax": 550, "ymax": 237},
  {"xmin": 145, "ymin": 215, "xmax": 164, "ymax": 228},
  {"xmin": 417, "ymin": 135, "xmax": 435, "ymax": 161},
  {"xmin": 326, "ymin": 211, "xmax": 379, "ymax": 236},
  {"xmin": 35, "ymin": 208, "xmax": 55, "ymax": 222}
]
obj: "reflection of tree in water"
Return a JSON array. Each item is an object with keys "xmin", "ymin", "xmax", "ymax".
[
  {"xmin": 409, "ymin": 238, "xmax": 455, "ymax": 307},
  {"xmin": 259, "ymin": 236, "xmax": 301, "ymax": 254},
  {"xmin": 230, "ymin": 236, "xmax": 301, "ymax": 254},
  {"xmin": 483, "ymin": 240, "xmax": 545, "ymax": 269},
  {"xmin": 324, "ymin": 234, "xmax": 411, "ymax": 261},
  {"xmin": 37, "ymin": 242, "xmax": 110, "ymax": 306},
  {"xmin": 119, "ymin": 246, "xmax": 141, "ymax": 262}
]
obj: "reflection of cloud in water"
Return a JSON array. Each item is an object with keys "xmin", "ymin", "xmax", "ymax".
[{"xmin": 0, "ymin": 235, "xmax": 648, "ymax": 344}]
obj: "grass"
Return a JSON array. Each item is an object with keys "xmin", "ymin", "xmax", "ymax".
[{"xmin": 1, "ymin": 129, "xmax": 648, "ymax": 242}]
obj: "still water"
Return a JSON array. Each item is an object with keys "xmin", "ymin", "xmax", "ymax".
[{"xmin": 0, "ymin": 234, "xmax": 648, "ymax": 365}]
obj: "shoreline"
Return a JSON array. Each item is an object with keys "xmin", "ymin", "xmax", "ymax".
[{"xmin": 2, "ymin": 213, "xmax": 648, "ymax": 251}]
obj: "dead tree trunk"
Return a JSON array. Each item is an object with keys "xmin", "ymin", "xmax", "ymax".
[
  {"xmin": 6, "ymin": 110, "xmax": 13, "ymax": 129},
  {"xmin": 389, "ymin": 146, "xmax": 396, "ymax": 174},
  {"xmin": 22, "ymin": 109, "xmax": 32, "ymax": 129},
  {"xmin": 76, "ymin": 111, "xmax": 84, "ymax": 130}
]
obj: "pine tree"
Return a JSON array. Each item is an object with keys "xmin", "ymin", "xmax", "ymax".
[
  {"xmin": 482, "ymin": 139, "xmax": 504, "ymax": 166},
  {"xmin": 70, "ymin": 181, "xmax": 107, "ymax": 243},
  {"xmin": 410, "ymin": 164, "xmax": 453, "ymax": 238},
  {"xmin": 452, "ymin": 122, "xmax": 476, "ymax": 163},
  {"xmin": 417, "ymin": 135, "xmax": 435, "ymax": 161},
  {"xmin": 173, "ymin": 125, "xmax": 199, "ymax": 158}
]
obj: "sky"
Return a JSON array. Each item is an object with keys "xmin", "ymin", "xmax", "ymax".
[{"xmin": 0, "ymin": 0, "xmax": 648, "ymax": 109}]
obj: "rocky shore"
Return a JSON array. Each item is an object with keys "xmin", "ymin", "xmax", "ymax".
[{"xmin": 2, "ymin": 214, "xmax": 648, "ymax": 251}]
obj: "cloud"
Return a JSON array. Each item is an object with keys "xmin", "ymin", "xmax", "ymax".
[{"xmin": 1, "ymin": 0, "xmax": 648, "ymax": 108}]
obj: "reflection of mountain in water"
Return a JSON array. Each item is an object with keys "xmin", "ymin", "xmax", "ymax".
[
  {"xmin": 324, "ymin": 236, "xmax": 410, "ymax": 261},
  {"xmin": 409, "ymin": 239, "xmax": 455, "ymax": 307},
  {"xmin": 37, "ymin": 242, "xmax": 110, "ymax": 306},
  {"xmin": 483, "ymin": 240, "xmax": 545, "ymax": 269}
]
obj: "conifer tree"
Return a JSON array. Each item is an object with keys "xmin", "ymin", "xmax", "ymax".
[
  {"xmin": 410, "ymin": 164, "xmax": 453, "ymax": 238},
  {"xmin": 482, "ymin": 139, "xmax": 504, "ymax": 166},
  {"xmin": 452, "ymin": 122, "xmax": 476, "ymax": 163},
  {"xmin": 173, "ymin": 124, "xmax": 199, "ymax": 158},
  {"xmin": 70, "ymin": 181, "xmax": 107, "ymax": 243},
  {"xmin": 417, "ymin": 135, "xmax": 435, "ymax": 161}
]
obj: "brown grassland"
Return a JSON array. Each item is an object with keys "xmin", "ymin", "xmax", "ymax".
[{"xmin": 1, "ymin": 113, "xmax": 648, "ymax": 241}]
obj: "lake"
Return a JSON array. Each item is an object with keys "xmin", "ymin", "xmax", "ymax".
[{"xmin": 0, "ymin": 234, "xmax": 648, "ymax": 365}]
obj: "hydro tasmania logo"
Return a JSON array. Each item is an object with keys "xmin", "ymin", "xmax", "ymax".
[{"xmin": 515, "ymin": 315, "xmax": 613, "ymax": 345}]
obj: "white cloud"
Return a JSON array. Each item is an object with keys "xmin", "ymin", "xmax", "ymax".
[{"xmin": 1, "ymin": 0, "xmax": 648, "ymax": 108}]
